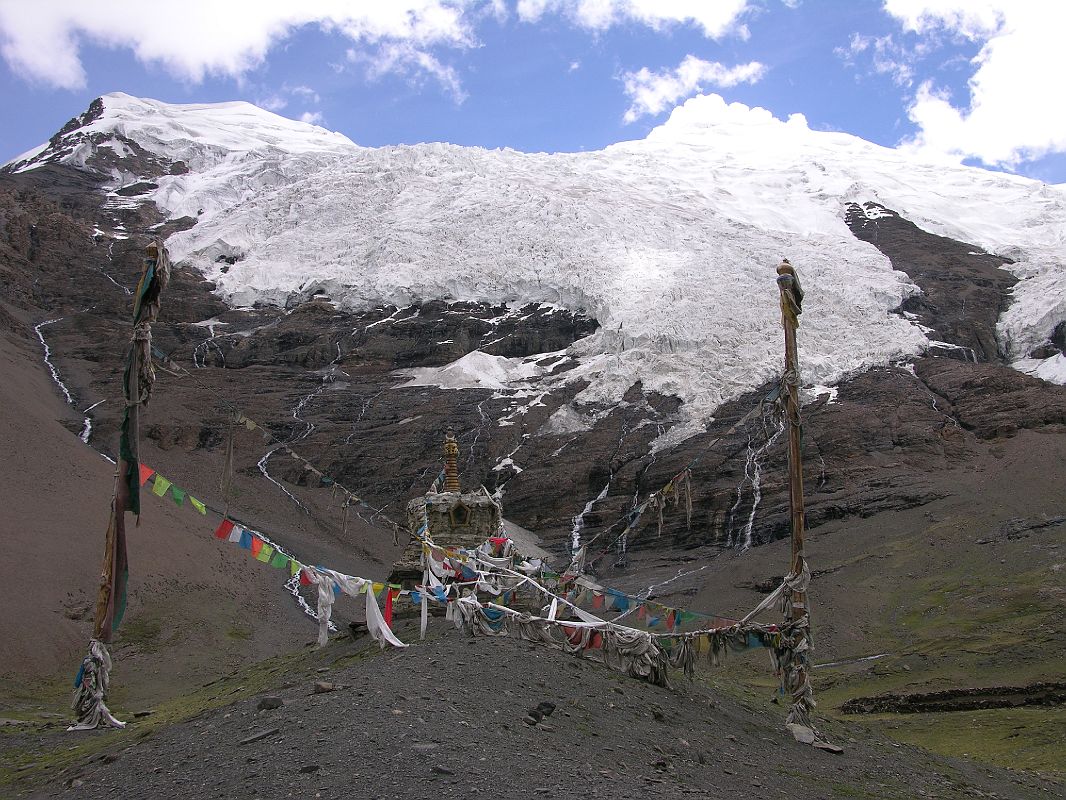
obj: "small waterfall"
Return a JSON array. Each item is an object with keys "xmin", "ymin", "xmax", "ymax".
[
  {"xmin": 727, "ymin": 406, "xmax": 786, "ymax": 551},
  {"xmin": 571, "ymin": 482, "xmax": 609, "ymax": 552},
  {"xmin": 34, "ymin": 319, "xmax": 73, "ymax": 405}
]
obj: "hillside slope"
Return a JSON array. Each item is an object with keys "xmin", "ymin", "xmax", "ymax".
[{"xmin": 1, "ymin": 93, "xmax": 1064, "ymax": 794}]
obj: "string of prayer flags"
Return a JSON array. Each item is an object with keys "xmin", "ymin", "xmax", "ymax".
[
  {"xmin": 139, "ymin": 464, "xmax": 209, "ymax": 519},
  {"xmin": 270, "ymin": 551, "xmax": 289, "ymax": 569},
  {"xmin": 139, "ymin": 464, "xmax": 155, "ymax": 487},
  {"xmin": 152, "ymin": 474, "xmax": 172, "ymax": 497}
]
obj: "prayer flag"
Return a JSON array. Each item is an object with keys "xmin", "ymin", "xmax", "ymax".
[
  {"xmin": 214, "ymin": 519, "xmax": 234, "ymax": 540},
  {"xmin": 384, "ymin": 589, "xmax": 394, "ymax": 627},
  {"xmin": 171, "ymin": 486, "xmax": 186, "ymax": 506},
  {"xmin": 372, "ymin": 582, "xmax": 385, "ymax": 597},
  {"xmin": 289, "ymin": 561, "xmax": 301, "ymax": 577},
  {"xmin": 299, "ymin": 569, "xmax": 312, "ymax": 586},
  {"xmin": 251, "ymin": 537, "xmax": 263, "ymax": 557},
  {"xmin": 227, "ymin": 526, "xmax": 242, "ymax": 544},
  {"xmin": 152, "ymin": 474, "xmax": 172, "ymax": 497},
  {"xmin": 189, "ymin": 497, "xmax": 207, "ymax": 515},
  {"xmin": 270, "ymin": 551, "xmax": 288, "ymax": 569},
  {"xmin": 256, "ymin": 544, "xmax": 274, "ymax": 563},
  {"xmin": 138, "ymin": 464, "xmax": 155, "ymax": 486},
  {"xmin": 244, "ymin": 418, "xmax": 256, "ymax": 430},
  {"xmin": 239, "ymin": 530, "xmax": 253, "ymax": 550}
]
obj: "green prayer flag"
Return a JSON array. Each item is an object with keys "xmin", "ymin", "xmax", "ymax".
[
  {"xmin": 256, "ymin": 544, "xmax": 274, "ymax": 563},
  {"xmin": 189, "ymin": 497, "xmax": 207, "ymax": 515},
  {"xmin": 289, "ymin": 561, "xmax": 301, "ymax": 577},
  {"xmin": 269, "ymin": 551, "xmax": 288, "ymax": 569},
  {"xmin": 152, "ymin": 475, "xmax": 172, "ymax": 497},
  {"xmin": 171, "ymin": 486, "xmax": 186, "ymax": 506}
]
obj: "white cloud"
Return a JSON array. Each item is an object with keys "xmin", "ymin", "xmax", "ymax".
[
  {"xmin": 299, "ymin": 110, "xmax": 325, "ymax": 125},
  {"xmin": 881, "ymin": 1, "xmax": 1066, "ymax": 168},
  {"xmin": 258, "ymin": 94, "xmax": 289, "ymax": 113},
  {"xmin": 517, "ymin": 0, "xmax": 752, "ymax": 39},
  {"xmin": 835, "ymin": 32, "xmax": 918, "ymax": 87},
  {"xmin": 622, "ymin": 55, "xmax": 766, "ymax": 123},
  {"xmin": 0, "ymin": 1, "xmax": 474, "ymax": 89},
  {"xmin": 349, "ymin": 42, "xmax": 466, "ymax": 102},
  {"xmin": 255, "ymin": 83, "xmax": 323, "ymax": 114},
  {"xmin": 289, "ymin": 85, "xmax": 321, "ymax": 104}
]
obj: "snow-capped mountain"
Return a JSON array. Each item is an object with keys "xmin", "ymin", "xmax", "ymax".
[{"xmin": 6, "ymin": 92, "xmax": 1065, "ymax": 445}]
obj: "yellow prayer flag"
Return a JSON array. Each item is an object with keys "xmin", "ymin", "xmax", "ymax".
[
  {"xmin": 289, "ymin": 561, "xmax": 301, "ymax": 577},
  {"xmin": 189, "ymin": 497, "xmax": 207, "ymax": 515},
  {"xmin": 372, "ymin": 582, "xmax": 384, "ymax": 595},
  {"xmin": 152, "ymin": 475, "xmax": 172, "ymax": 497},
  {"xmin": 256, "ymin": 544, "xmax": 274, "ymax": 563}
]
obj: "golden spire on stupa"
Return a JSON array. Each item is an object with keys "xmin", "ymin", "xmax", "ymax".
[{"xmin": 442, "ymin": 427, "xmax": 461, "ymax": 493}]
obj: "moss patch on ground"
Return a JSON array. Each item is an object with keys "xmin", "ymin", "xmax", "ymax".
[
  {"xmin": 0, "ymin": 634, "xmax": 385, "ymax": 792},
  {"xmin": 850, "ymin": 707, "xmax": 1066, "ymax": 775}
]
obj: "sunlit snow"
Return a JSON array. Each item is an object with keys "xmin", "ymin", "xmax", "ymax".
[{"xmin": 10, "ymin": 92, "xmax": 1066, "ymax": 439}]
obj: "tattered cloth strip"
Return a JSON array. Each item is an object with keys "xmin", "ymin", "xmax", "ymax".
[
  {"xmin": 120, "ymin": 244, "xmax": 170, "ymax": 517},
  {"xmin": 68, "ymin": 639, "xmax": 125, "ymax": 731},
  {"xmin": 307, "ymin": 567, "xmax": 407, "ymax": 650},
  {"xmin": 453, "ymin": 596, "xmax": 673, "ymax": 686},
  {"xmin": 72, "ymin": 244, "xmax": 169, "ymax": 733}
]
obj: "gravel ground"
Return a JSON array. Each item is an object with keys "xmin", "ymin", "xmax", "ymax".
[{"xmin": 8, "ymin": 621, "xmax": 1063, "ymax": 800}]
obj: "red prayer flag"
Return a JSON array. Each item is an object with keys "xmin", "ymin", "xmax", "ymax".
[
  {"xmin": 139, "ymin": 463, "xmax": 155, "ymax": 486},
  {"xmin": 251, "ymin": 537, "xmax": 263, "ymax": 557},
  {"xmin": 299, "ymin": 568, "xmax": 312, "ymax": 586},
  {"xmin": 384, "ymin": 589, "xmax": 394, "ymax": 627},
  {"xmin": 214, "ymin": 519, "xmax": 234, "ymax": 540}
]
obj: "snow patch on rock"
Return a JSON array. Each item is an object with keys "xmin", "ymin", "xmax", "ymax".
[{"xmin": 396, "ymin": 350, "xmax": 547, "ymax": 390}]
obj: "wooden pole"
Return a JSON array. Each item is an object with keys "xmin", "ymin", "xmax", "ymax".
[
  {"xmin": 774, "ymin": 258, "xmax": 837, "ymax": 749},
  {"xmin": 776, "ymin": 258, "xmax": 806, "ymax": 595}
]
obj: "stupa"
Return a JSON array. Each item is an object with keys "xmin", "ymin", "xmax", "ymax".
[{"xmin": 387, "ymin": 427, "xmax": 504, "ymax": 589}]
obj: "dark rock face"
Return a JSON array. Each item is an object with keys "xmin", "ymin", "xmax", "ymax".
[{"xmin": 845, "ymin": 201, "xmax": 1015, "ymax": 362}]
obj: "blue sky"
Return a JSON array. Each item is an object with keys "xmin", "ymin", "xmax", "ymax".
[{"xmin": 1, "ymin": 1, "xmax": 1062, "ymax": 182}]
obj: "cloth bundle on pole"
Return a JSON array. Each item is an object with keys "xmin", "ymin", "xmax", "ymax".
[
  {"xmin": 67, "ymin": 640, "xmax": 124, "ymax": 731},
  {"xmin": 71, "ymin": 242, "xmax": 169, "ymax": 732}
]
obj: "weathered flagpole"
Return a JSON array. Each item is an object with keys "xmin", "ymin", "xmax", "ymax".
[
  {"xmin": 776, "ymin": 259, "xmax": 806, "ymax": 615},
  {"xmin": 70, "ymin": 241, "xmax": 170, "ymax": 731},
  {"xmin": 774, "ymin": 258, "xmax": 835, "ymax": 749}
]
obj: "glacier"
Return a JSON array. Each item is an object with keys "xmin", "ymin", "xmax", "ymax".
[{"xmin": 7, "ymin": 92, "xmax": 1065, "ymax": 446}]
